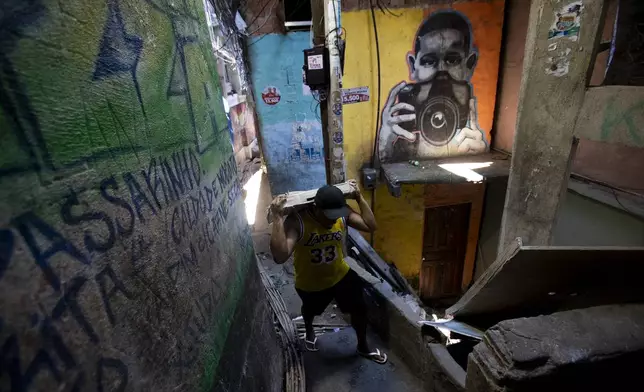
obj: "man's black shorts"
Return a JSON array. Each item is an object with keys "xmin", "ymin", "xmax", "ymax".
[{"xmin": 296, "ymin": 269, "xmax": 366, "ymax": 317}]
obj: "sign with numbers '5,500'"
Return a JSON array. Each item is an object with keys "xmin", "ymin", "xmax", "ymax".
[{"xmin": 341, "ymin": 86, "xmax": 370, "ymax": 105}]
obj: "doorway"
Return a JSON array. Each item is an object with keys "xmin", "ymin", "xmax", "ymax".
[{"xmin": 420, "ymin": 203, "xmax": 471, "ymax": 303}]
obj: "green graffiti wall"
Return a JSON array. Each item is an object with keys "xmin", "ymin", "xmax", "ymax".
[{"xmin": 0, "ymin": 0, "xmax": 283, "ymax": 391}]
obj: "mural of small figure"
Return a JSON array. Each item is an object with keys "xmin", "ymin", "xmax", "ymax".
[
  {"xmin": 289, "ymin": 122, "xmax": 323, "ymax": 163},
  {"xmin": 377, "ymin": 11, "xmax": 488, "ymax": 163},
  {"xmin": 290, "ymin": 125, "xmax": 306, "ymax": 162}
]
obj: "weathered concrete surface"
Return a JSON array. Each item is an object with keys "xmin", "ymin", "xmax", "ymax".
[
  {"xmin": 0, "ymin": 0, "xmax": 283, "ymax": 390},
  {"xmin": 304, "ymin": 328, "xmax": 423, "ymax": 392},
  {"xmin": 492, "ymin": 0, "xmax": 531, "ymax": 154},
  {"xmin": 467, "ymin": 304, "xmax": 644, "ymax": 392},
  {"xmin": 574, "ymin": 86, "xmax": 644, "ymax": 148},
  {"xmin": 499, "ymin": 0, "xmax": 607, "ymax": 249},
  {"xmin": 363, "ymin": 282, "xmax": 466, "ymax": 392},
  {"xmin": 491, "ymin": 0, "xmax": 643, "ymax": 196},
  {"xmin": 448, "ymin": 241, "xmax": 644, "ymax": 323},
  {"xmin": 381, "ymin": 152, "xmax": 510, "ymax": 186},
  {"xmin": 211, "ymin": 264, "xmax": 285, "ymax": 392}
]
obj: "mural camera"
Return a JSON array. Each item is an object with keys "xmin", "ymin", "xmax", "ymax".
[{"xmin": 397, "ymin": 71, "xmax": 471, "ymax": 147}]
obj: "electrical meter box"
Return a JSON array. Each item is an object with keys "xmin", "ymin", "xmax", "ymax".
[
  {"xmin": 361, "ymin": 167, "xmax": 378, "ymax": 190},
  {"xmin": 303, "ymin": 46, "xmax": 329, "ymax": 90}
]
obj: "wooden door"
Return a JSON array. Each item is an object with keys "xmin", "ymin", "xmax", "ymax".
[{"xmin": 420, "ymin": 203, "xmax": 471, "ymax": 302}]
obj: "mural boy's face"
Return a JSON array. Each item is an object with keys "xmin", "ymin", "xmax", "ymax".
[{"xmin": 408, "ymin": 28, "xmax": 474, "ymax": 83}]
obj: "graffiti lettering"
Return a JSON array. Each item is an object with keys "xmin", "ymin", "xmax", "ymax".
[
  {"xmin": 2, "ymin": 148, "xmax": 238, "ymax": 293},
  {"xmin": 601, "ymin": 97, "xmax": 644, "ymax": 146},
  {"xmin": 96, "ymin": 357, "xmax": 128, "ymax": 392},
  {"xmin": 0, "ymin": 229, "xmax": 14, "ymax": 280},
  {"xmin": 0, "ymin": 143, "xmax": 245, "ymax": 389},
  {"xmin": 51, "ymin": 276, "xmax": 100, "ymax": 344},
  {"xmin": 96, "ymin": 264, "xmax": 135, "ymax": 325},
  {"xmin": 100, "ymin": 176, "xmax": 136, "ymax": 237},
  {"xmin": 123, "ymin": 171, "xmax": 157, "ymax": 222},
  {"xmin": 142, "ymin": 157, "xmax": 169, "ymax": 209},
  {"xmin": 61, "ymin": 190, "xmax": 116, "ymax": 254},
  {"xmin": 0, "ymin": 0, "xmax": 252, "ymax": 388},
  {"xmin": 12, "ymin": 212, "xmax": 89, "ymax": 292}
]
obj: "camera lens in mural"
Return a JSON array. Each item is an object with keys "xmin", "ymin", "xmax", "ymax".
[
  {"xmin": 419, "ymin": 97, "xmax": 458, "ymax": 146},
  {"xmin": 396, "ymin": 74, "xmax": 471, "ymax": 147},
  {"xmin": 431, "ymin": 112, "xmax": 446, "ymax": 129}
]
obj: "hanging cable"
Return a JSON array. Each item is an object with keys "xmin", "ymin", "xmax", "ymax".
[
  {"xmin": 244, "ymin": 0, "xmax": 281, "ymax": 36},
  {"xmin": 376, "ymin": 0, "xmax": 401, "ymax": 17},
  {"xmin": 242, "ymin": 0, "xmax": 279, "ymax": 33},
  {"xmin": 369, "ymin": 3, "xmax": 383, "ymax": 246},
  {"xmin": 370, "ymin": 4, "xmax": 381, "ymax": 169}
]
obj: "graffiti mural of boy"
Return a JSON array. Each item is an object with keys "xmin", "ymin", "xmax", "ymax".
[{"xmin": 378, "ymin": 11, "xmax": 488, "ymax": 163}]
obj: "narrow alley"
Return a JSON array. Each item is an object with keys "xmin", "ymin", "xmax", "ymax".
[
  {"xmin": 253, "ymin": 170, "xmax": 424, "ymax": 392},
  {"xmin": 1, "ymin": 0, "xmax": 644, "ymax": 391}
]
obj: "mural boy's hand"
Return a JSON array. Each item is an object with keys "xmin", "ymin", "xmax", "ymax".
[
  {"xmin": 454, "ymin": 98, "xmax": 487, "ymax": 154},
  {"xmin": 378, "ymin": 82, "xmax": 417, "ymax": 161}
]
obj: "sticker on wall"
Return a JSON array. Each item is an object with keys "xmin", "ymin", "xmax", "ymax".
[
  {"xmin": 332, "ymin": 167, "xmax": 345, "ymax": 183},
  {"xmin": 331, "ymin": 91, "xmax": 342, "ymax": 104},
  {"xmin": 261, "ymin": 86, "xmax": 281, "ymax": 105},
  {"xmin": 333, "ymin": 131, "xmax": 343, "ymax": 144},
  {"xmin": 308, "ymin": 54, "xmax": 324, "ymax": 70},
  {"xmin": 331, "ymin": 118, "xmax": 342, "ymax": 132},
  {"xmin": 332, "ymin": 103, "xmax": 342, "ymax": 116},
  {"xmin": 545, "ymin": 48, "xmax": 572, "ymax": 77},
  {"xmin": 342, "ymin": 86, "xmax": 370, "ymax": 105},
  {"xmin": 334, "ymin": 66, "xmax": 343, "ymax": 85},
  {"xmin": 548, "ymin": 2, "xmax": 583, "ymax": 41}
]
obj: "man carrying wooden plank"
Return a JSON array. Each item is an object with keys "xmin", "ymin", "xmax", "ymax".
[{"xmin": 269, "ymin": 181, "xmax": 387, "ymax": 364}]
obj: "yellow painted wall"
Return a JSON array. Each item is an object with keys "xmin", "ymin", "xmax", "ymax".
[{"xmin": 343, "ymin": 1, "xmax": 505, "ymax": 280}]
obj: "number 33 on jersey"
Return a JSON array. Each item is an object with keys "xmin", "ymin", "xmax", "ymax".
[
  {"xmin": 310, "ymin": 246, "xmax": 337, "ymax": 264},
  {"xmin": 292, "ymin": 211, "xmax": 350, "ymax": 291}
]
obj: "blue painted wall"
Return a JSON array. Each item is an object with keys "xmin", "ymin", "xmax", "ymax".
[{"xmin": 249, "ymin": 32, "xmax": 326, "ymax": 195}]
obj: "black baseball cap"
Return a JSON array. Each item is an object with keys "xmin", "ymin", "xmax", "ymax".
[{"xmin": 314, "ymin": 185, "xmax": 349, "ymax": 220}]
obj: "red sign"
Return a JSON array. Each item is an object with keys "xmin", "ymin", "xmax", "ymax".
[{"xmin": 261, "ymin": 86, "xmax": 281, "ymax": 105}]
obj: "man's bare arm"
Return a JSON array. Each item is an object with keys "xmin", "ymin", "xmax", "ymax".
[
  {"xmin": 346, "ymin": 181, "xmax": 377, "ymax": 233},
  {"xmin": 269, "ymin": 196, "xmax": 300, "ymax": 263}
]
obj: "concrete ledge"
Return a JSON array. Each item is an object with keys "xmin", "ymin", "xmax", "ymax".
[
  {"xmin": 467, "ymin": 304, "xmax": 644, "ymax": 392},
  {"xmin": 428, "ymin": 344, "xmax": 467, "ymax": 390},
  {"xmin": 363, "ymin": 279, "xmax": 466, "ymax": 392}
]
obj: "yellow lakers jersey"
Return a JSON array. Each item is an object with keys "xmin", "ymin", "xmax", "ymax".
[{"xmin": 292, "ymin": 210, "xmax": 350, "ymax": 292}]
